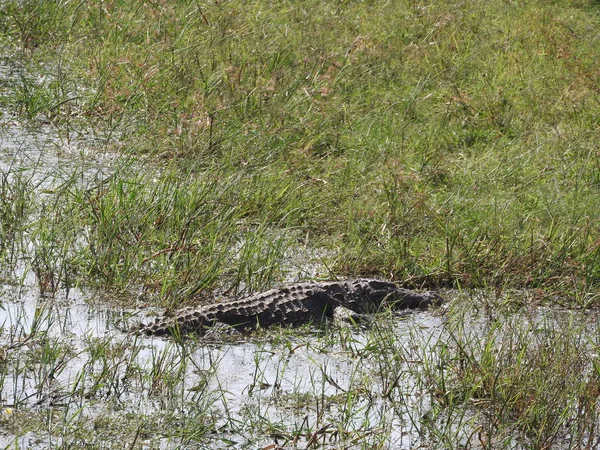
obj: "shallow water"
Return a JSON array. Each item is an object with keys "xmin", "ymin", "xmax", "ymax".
[
  {"xmin": 3, "ymin": 280, "xmax": 600, "ymax": 449},
  {"xmin": 0, "ymin": 283, "xmax": 447, "ymax": 449},
  {"xmin": 0, "ymin": 55, "xmax": 117, "ymax": 191}
]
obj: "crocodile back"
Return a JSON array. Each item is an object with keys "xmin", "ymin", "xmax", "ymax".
[
  {"xmin": 133, "ymin": 279, "xmax": 443, "ymax": 336},
  {"xmin": 136, "ymin": 282, "xmax": 338, "ymax": 335}
]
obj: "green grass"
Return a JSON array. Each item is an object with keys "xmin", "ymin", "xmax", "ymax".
[
  {"xmin": 406, "ymin": 295, "xmax": 600, "ymax": 449},
  {"xmin": 3, "ymin": 0, "xmax": 600, "ymax": 301},
  {"xmin": 1, "ymin": 2, "xmax": 600, "ymax": 444},
  {"xmin": 1, "ymin": 0, "xmax": 599, "ymax": 301},
  {"xmin": 0, "ymin": 166, "xmax": 31, "ymax": 272}
]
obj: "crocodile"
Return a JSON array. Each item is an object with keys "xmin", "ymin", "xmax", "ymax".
[{"xmin": 134, "ymin": 278, "xmax": 443, "ymax": 336}]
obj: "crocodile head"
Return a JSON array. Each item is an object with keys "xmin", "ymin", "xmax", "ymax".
[{"xmin": 350, "ymin": 279, "xmax": 443, "ymax": 312}]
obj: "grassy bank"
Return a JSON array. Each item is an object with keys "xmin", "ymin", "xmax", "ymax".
[{"xmin": 1, "ymin": 0, "xmax": 599, "ymax": 301}]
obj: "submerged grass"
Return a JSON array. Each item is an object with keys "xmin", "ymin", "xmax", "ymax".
[
  {"xmin": 2, "ymin": 291, "xmax": 600, "ymax": 448},
  {"xmin": 0, "ymin": 0, "xmax": 599, "ymax": 301},
  {"xmin": 409, "ymin": 297, "xmax": 600, "ymax": 449}
]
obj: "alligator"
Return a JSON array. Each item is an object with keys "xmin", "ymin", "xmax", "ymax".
[{"xmin": 133, "ymin": 278, "xmax": 443, "ymax": 336}]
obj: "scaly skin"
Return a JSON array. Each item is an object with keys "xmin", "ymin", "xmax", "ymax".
[{"xmin": 134, "ymin": 279, "xmax": 443, "ymax": 336}]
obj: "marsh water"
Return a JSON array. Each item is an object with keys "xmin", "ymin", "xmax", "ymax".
[
  {"xmin": 2, "ymin": 281, "xmax": 599, "ymax": 449},
  {"xmin": 0, "ymin": 282, "xmax": 451, "ymax": 449}
]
